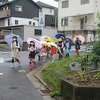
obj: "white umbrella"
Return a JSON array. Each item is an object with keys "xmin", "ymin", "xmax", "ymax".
[
  {"xmin": 73, "ymin": 35, "xmax": 86, "ymax": 44},
  {"xmin": 40, "ymin": 36, "xmax": 51, "ymax": 41}
]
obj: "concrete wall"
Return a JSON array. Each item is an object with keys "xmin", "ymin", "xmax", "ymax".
[{"xmin": 24, "ymin": 25, "xmax": 57, "ymax": 41}]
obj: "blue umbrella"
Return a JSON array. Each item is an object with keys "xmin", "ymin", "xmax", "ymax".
[
  {"xmin": 55, "ymin": 33, "xmax": 66, "ymax": 39},
  {"xmin": 5, "ymin": 34, "xmax": 23, "ymax": 46}
]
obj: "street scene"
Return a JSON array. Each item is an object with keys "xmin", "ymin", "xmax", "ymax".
[{"xmin": 0, "ymin": 0, "xmax": 100, "ymax": 100}]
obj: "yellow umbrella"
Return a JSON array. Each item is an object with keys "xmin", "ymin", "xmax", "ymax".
[{"xmin": 44, "ymin": 38, "xmax": 54, "ymax": 43}]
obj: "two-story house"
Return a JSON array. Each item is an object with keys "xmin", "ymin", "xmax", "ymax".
[
  {"xmin": 54, "ymin": 0, "xmax": 100, "ymax": 42},
  {"xmin": 36, "ymin": 1, "xmax": 56, "ymax": 27},
  {"xmin": 0, "ymin": 0, "xmax": 40, "ymax": 27}
]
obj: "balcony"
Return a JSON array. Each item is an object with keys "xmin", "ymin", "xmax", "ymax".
[
  {"xmin": 0, "ymin": 10, "xmax": 11, "ymax": 19},
  {"xmin": 58, "ymin": 25, "xmax": 97, "ymax": 31}
]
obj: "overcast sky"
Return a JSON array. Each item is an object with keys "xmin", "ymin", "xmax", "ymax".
[{"xmin": 9, "ymin": 0, "xmax": 58, "ymax": 7}]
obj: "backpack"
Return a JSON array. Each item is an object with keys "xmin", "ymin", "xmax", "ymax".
[
  {"xmin": 65, "ymin": 42, "xmax": 71, "ymax": 49},
  {"xmin": 12, "ymin": 40, "xmax": 20, "ymax": 51}
]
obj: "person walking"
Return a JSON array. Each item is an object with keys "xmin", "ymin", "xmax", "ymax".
[
  {"xmin": 11, "ymin": 36, "xmax": 20, "ymax": 68},
  {"xmin": 28, "ymin": 41, "xmax": 36, "ymax": 70},
  {"xmin": 64, "ymin": 38, "xmax": 71, "ymax": 57},
  {"xmin": 50, "ymin": 45, "xmax": 57, "ymax": 62},
  {"xmin": 75, "ymin": 37, "xmax": 81, "ymax": 55},
  {"xmin": 57, "ymin": 38, "xmax": 64, "ymax": 59},
  {"xmin": 39, "ymin": 44, "xmax": 47, "ymax": 65}
]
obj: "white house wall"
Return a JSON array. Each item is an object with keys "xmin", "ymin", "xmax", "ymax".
[
  {"xmin": 39, "ymin": 7, "xmax": 55, "ymax": 26},
  {"xmin": 8, "ymin": 17, "xmax": 39, "ymax": 26},
  {"xmin": 58, "ymin": 0, "xmax": 94, "ymax": 18}
]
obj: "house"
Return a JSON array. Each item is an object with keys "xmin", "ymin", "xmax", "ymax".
[
  {"xmin": 54, "ymin": 0, "xmax": 100, "ymax": 42},
  {"xmin": 0, "ymin": 0, "xmax": 40, "ymax": 27},
  {"xmin": 36, "ymin": 1, "xmax": 56, "ymax": 27}
]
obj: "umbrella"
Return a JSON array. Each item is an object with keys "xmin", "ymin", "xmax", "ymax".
[
  {"xmin": 73, "ymin": 35, "xmax": 86, "ymax": 44},
  {"xmin": 47, "ymin": 42, "xmax": 57, "ymax": 48},
  {"xmin": 5, "ymin": 34, "xmax": 23, "ymax": 46},
  {"xmin": 55, "ymin": 33, "xmax": 66, "ymax": 39},
  {"xmin": 26, "ymin": 38, "xmax": 42, "ymax": 49},
  {"xmin": 40, "ymin": 41, "xmax": 48, "ymax": 45},
  {"xmin": 44, "ymin": 38, "xmax": 54, "ymax": 43},
  {"xmin": 40, "ymin": 36, "xmax": 51, "ymax": 41}
]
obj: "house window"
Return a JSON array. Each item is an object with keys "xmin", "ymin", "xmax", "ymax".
[
  {"xmin": 85, "ymin": 16, "xmax": 87, "ymax": 23},
  {"xmin": 15, "ymin": 20, "xmax": 18, "ymax": 25},
  {"xmin": 61, "ymin": 19, "xmax": 64, "ymax": 26},
  {"xmin": 33, "ymin": 22, "xmax": 35, "ymax": 26},
  {"xmin": 62, "ymin": 0, "xmax": 69, "ymax": 8},
  {"xmin": 64, "ymin": 18, "xmax": 68, "ymax": 26},
  {"xmin": 81, "ymin": 0, "xmax": 89, "ymax": 5},
  {"xmin": 8, "ymin": 19, "xmax": 10, "ymax": 26},
  {"xmin": 29, "ymin": 21, "xmax": 31, "ymax": 25},
  {"xmin": 61, "ymin": 18, "xmax": 68, "ymax": 26},
  {"xmin": 34, "ymin": 29, "xmax": 42, "ymax": 36},
  {"xmin": 15, "ymin": 5, "xmax": 22, "ymax": 12},
  {"xmin": 50, "ymin": 9, "xmax": 52, "ymax": 14}
]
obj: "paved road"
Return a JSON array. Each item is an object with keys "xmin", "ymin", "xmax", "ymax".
[{"xmin": 0, "ymin": 51, "xmax": 43, "ymax": 100}]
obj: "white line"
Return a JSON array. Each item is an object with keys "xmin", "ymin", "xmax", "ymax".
[
  {"xmin": 0, "ymin": 58, "xmax": 4, "ymax": 63},
  {"xmin": 0, "ymin": 73, "xmax": 4, "ymax": 75}
]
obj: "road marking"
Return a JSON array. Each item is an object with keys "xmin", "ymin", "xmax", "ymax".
[
  {"xmin": 18, "ymin": 70, "xmax": 25, "ymax": 73},
  {"xmin": 0, "ymin": 58, "xmax": 4, "ymax": 63},
  {"xmin": 0, "ymin": 73, "xmax": 4, "ymax": 75}
]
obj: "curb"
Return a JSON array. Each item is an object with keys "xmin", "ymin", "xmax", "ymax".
[
  {"xmin": 35, "ymin": 62, "xmax": 53, "ymax": 91},
  {"xmin": 34, "ymin": 62, "xmax": 62, "ymax": 100}
]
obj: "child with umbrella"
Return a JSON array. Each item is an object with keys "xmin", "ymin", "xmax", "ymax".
[
  {"xmin": 75, "ymin": 37, "xmax": 81, "ymax": 55},
  {"xmin": 39, "ymin": 44, "xmax": 47, "ymax": 65},
  {"xmin": 28, "ymin": 40, "xmax": 36, "ymax": 70},
  {"xmin": 64, "ymin": 37, "xmax": 71, "ymax": 57},
  {"xmin": 11, "ymin": 36, "xmax": 21, "ymax": 68}
]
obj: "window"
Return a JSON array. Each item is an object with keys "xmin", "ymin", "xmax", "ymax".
[
  {"xmin": 61, "ymin": 18, "xmax": 68, "ymax": 26},
  {"xmin": 33, "ymin": 22, "xmax": 35, "ymax": 26},
  {"xmin": 62, "ymin": 0, "xmax": 69, "ymax": 8},
  {"xmin": 50, "ymin": 9, "xmax": 52, "ymax": 14},
  {"xmin": 29, "ymin": 21, "xmax": 31, "ymax": 25},
  {"xmin": 61, "ymin": 19, "xmax": 64, "ymax": 26},
  {"xmin": 81, "ymin": 0, "xmax": 89, "ymax": 5},
  {"xmin": 15, "ymin": 5, "xmax": 22, "ymax": 12},
  {"xmin": 8, "ymin": 19, "xmax": 10, "ymax": 26},
  {"xmin": 15, "ymin": 20, "xmax": 18, "ymax": 25},
  {"xmin": 64, "ymin": 18, "xmax": 68, "ymax": 26},
  {"xmin": 85, "ymin": 16, "xmax": 87, "ymax": 23},
  {"xmin": 34, "ymin": 29, "xmax": 42, "ymax": 36}
]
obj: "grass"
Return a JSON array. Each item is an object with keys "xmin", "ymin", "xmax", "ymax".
[{"xmin": 42, "ymin": 56, "xmax": 79, "ymax": 94}]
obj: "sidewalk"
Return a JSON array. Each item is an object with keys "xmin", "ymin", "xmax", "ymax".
[{"xmin": 27, "ymin": 63, "xmax": 58, "ymax": 100}]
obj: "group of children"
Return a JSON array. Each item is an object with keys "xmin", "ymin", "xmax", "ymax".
[{"xmin": 11, "ymin": 36, "xmax": 81, "ymax": 70}]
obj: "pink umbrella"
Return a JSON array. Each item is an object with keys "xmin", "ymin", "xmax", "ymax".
[{"xmin": 26, "ymin": 38, "xmax": 42, "ymax": 49}]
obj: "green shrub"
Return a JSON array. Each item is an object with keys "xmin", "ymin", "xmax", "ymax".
[
  {"xmin": 92, "ymin": 41, "xmax": 100, "ymax": 55},
  {"xmin": 50, "ymin": 91, "xmax": 61, "ymax": 97}
]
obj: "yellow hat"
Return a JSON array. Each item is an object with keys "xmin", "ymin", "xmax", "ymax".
[
  {"xmin": 76, "ymin": 36, "xmax": 79, "ymax": 39},
  {"xmin": 58, "ymin": 38, "xmax": 62, "ymax": 41}
]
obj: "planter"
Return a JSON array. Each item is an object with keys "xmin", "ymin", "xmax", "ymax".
[{"xmin": 61, "ymin": 79, "xmax": 100, "ymax": 100}]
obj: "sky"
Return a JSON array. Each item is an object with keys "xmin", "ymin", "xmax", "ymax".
[{"xmin": 8, "ymin": 0, "xmax": 58, "ymax": 7}]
